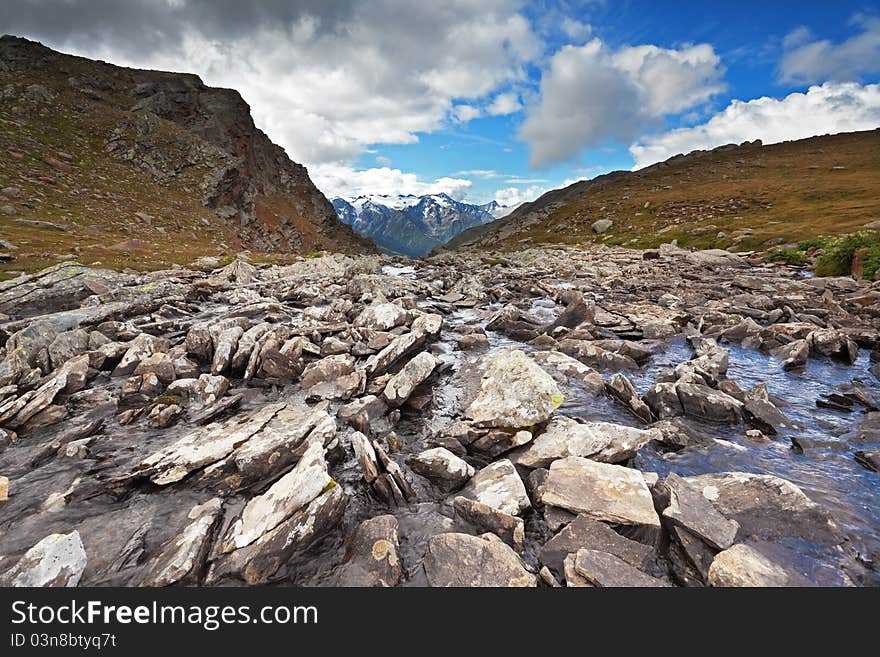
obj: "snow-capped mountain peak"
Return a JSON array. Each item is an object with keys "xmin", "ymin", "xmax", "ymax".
[{"xmin": 331, "ymin": 193, "xmax": 511, "ymax": 257}]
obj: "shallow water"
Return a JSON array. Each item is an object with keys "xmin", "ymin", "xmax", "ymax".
[{"xmin": 425, "ymin": 279, "xmax": 880, "ymax": 583}]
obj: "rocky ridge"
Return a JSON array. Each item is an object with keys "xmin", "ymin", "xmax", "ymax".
[
  {"xmin": 0, "ymin": 243, "xmax": 878, "ymax": 586},
  {"xmin": 0, "ymin": 35, "xmax": 374, "ymax": 275}
]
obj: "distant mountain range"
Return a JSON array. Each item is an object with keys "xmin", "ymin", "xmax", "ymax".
[{"xmin": 331, "ymin": 193, "xmax": 513, "ymax": 256}]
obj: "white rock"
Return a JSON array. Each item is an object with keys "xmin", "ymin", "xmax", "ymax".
[{"xmin": 1, "ymin": 531, "xmax": 87, "ymax": 587}]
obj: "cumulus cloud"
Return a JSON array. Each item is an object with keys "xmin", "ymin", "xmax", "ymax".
[
  {"xmin": 629, "ymin": 82, "xmax": 880, "ymax": 169},
  {"xmin": 311, "ymin": 164, "xmax": 472, "ymax": 200},
  {"xmin": 561, "ymin": 18, "xmax": 591, "ymax": 41},
  {"xmin": 1, "ymin": 0, "xmax": 539, "ymax": 166},
  {"xmin": 780, "ymin": 17, "xmax": 880, "ymax": 84},
  {"xmin": 493, "ymin": 184, "xmax": 548, "ymax": 207},
  {"xmin": 452, "ymin": 104, "xmax": 482, "ymax": 123},
  {"xmin": 487, "ymin": 92, "xmax": 523, "ymax": 115},
  {"xmin": 519, "ymin": 38, "xmax": 724, "ymax": 167}
]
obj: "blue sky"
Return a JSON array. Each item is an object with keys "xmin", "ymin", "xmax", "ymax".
[
  {"xmin": 4, "ymin": 1, "xmax": 880, "ymax": 206},
  {"xmin": 353, "ymin": 0, "xmax": 880, "ymax": 205}
]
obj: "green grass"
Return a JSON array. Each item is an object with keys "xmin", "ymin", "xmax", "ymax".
[
  {"xmin": 814, "ymin": 232, "xmax": 880, "ymax": 279},
  {"xmin": 767, "ymin": 247, "xmax": 809, "ymax": 266}
]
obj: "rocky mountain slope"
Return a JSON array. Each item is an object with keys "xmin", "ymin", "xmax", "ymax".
[
  {"xmin": 447, "ymin": 129, "xmax": 880, "ymax": 253},
  {"xmin": 332, "ymin": 193, "xmax": 506, "ymax": 256},
  {"xmin": 0, "ymin": 246, "xmax": 878, "ymax": 586},
  {"xmin": 0, "ymin": 35, "xmax": 374, "ymax": 277}
]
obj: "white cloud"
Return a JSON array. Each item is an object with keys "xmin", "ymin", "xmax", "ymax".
[
  {"xmin": 12, "ymin": 1, "xmax": 539, "ymax": 167},
  {"xmin": 452, "ymin": 104, "xmax": 482, "ymax": 123},
  {"xmin": 780, "ymin": 17, "xmax": 880, "ymax": 84},
  {"xmin": 312, "ymin": 164, "xmax": 473, "ymax": 200},
  {"xmin": 519, "ymin": 38, "xmax": 724, "ymax": 167},
  {"xmin": 487, "ymin": 92, "xmax": 522, "ymax": 115},
  {"xmin": 561, "ymin": 18, "xmax": 591, "ymax": 42},
  {"xmin": 493, "ymin": 184, "xmax": 548, "ymax": 207},
  {"xmin": 375, "ymin": 155, "xmax": 392, "ymax": 166},
  {"xmin": 629, "ymin": 82, "xmax": 880, "ymax": 169},
  {"xmin": 454, "ymin": 169, "xmax": 503, "ymax": 178}
]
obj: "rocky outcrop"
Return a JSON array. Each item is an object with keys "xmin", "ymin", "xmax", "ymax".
[{"xmin": 0, "ymin": 35, "xmax": 375, "ymax": 255}]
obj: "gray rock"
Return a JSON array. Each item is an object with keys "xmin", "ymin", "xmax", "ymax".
[
  {"xmin": 573, "ymin": 549, "xmax": 668, "ymax": 587},
  {"xmin": 408, "ymin": 447, "xmax": 474, "ymax": 488},
  {"xmin": 459, "ymin": 459, "xmax": 531, "ymax": 516},
  {"xmin": 333, "ymin": 515, "xmax": 401, "ymax": 587},
  {"xmin": 708, "ymin": 544, "xmax": 792, "ymax": 587},
  {"xmin": 676, "ymin": 382, "xmax": 743, "ymax": 423},
  {"xmin": 531, "ymin": 350, "xmax": 605, "ymax": 396},
  {"xmin": 772, "ymin": 339, "xmax": 809, "ymax": 370},
  {"xmin": 423, "ymin": 533, "xmax": 536, "ymax": 587},
  {"xmin": 465, "ymin": 349, "xmax": 563, "ymax": 429},
  {"xmin": 591, "ymin": 219, "xmax": 613, "ymax": 234},
  {"xmin": 222, "ymin": 439, "xmax": 333, "ymax": 551},
  {"xmin": 661, "ymin": 473, "xmax": 739, "ymax": 550},
  {"xmin": 452, "ymin": 496, "xmax": 525, "ymax": 552},
  {"xmin": 383, "ymin": 351, "xmax": 437, "ymax": 406},
  {"xmin": 141, "ymin": 498, "xmax": 223, "ymax": 586},
  {"xmin": 510, "ymin": 416, "xmax": 656, "ymax": 468},
  {"xmin": 537, "ymin": 457, "xmax": 660, "ymax": 528},
  {"xmin": 539, "ymin": 514, "xmax": 653, "ymax": 576}
]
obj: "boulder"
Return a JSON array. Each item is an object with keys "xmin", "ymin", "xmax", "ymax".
[
  {"xmin": 458, "ymin": 459, "xmax": 530, "ymax": 516},
  {"xmin": 465, "ymin": 349, "xmax": 563, "ymax": 429},
  {"xmin": 772, "ymin": 339, "xmax": 809, "ymax": 370},
  {"xmin": 383, "ymin": 351, "xmax": 437, "ymax": 406},
  {"xmin": 222, "ymin": 440, "xmax": 333, "ymax": 551},
  {"xmin": 661, "ymin": 473, "xmax": 739, "ymax": 550},
  {"xmin": 452, "ymin": 496, "xmax": 525, "ymax": 552},
  {"xmin": 573, "ymin": 549, "xmax": 668, "ymax": 587},
  {"xmin": 537, "ymin": 457, "xmax": 660, "ymax": 528},
  {"xmin": 355, "ymin": 302, "xmax": 410, "ymax": 331},
  {"xmin": 408, "ymin": 447, "xmax": 474, "ymax": 488},
  {"xmin": 423, "ymin": 533, "xmax": 536, "ymax": 587},
  {"xmin": 333, "ymin": 515, "xmax": 401, "ymax": 587},
  {"xmin": 511, "ymin": 416, "xmax": 657, "ymax": 468},
  {"xmin": 531, "ymin": 350, "xmax": 604, "ymax": 396},
  {"xmin": 675, "ymin": 383, "xmax": 742, "ymax": 423},
  {"xmin": 708, "ymin": 544, "xmax": 792, "ymax": 587},
  {"xmin": 141, "ymin": 498, "xmax": 223, "ymax": 586},
  {"xmin": 0, "ymin": 531, "xmax": 87, "ymax": 587},
  {"xmin": 682, "ymin": 472, "xmax": 844, "ymax": 546},
  {"xmin": 539, "ymin": 514, "xmax": 653, "ymax": 576}
]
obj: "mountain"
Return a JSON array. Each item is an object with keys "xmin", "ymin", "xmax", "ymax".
[
  {"xmin": 447, "ymin": 129, "xmax": 880, "ymax": 253},
  {"xmin": 331, "ymin": 193, "xmax": 511, "ymax": 256},
  {"xmin": 0, "ymin": 35, "xmax": 374, "ymax": 275}
]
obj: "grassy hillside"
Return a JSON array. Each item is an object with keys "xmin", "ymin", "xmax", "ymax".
[{"xmin": 449, "ymin": 129, "xmax": 880, "ymax": 254}]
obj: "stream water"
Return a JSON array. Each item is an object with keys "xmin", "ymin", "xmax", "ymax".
[{"xmin": 332, "ymin": 265, "xmax": 880, "ymax": 586}]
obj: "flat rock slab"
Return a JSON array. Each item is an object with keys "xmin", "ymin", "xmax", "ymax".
[
  {"xmin": 662, "ymin": 473, "xmax": 739, "ymax": 550},
  {"xmin": 465, "ymin": 349, "xmax": 563, "ymax": 429},
  {"xmin": 574, "ymin": 549, "xmax": 669, "ymax": 587},
  {"xmin": 682, "ymin": 472, "xmax": 844, "ymax": 547},
  {"xmin": 423, "ymin": 532, "xmax": 536, "ymax": 587},
  {"xmin": 540, "ymin": 514, "xmax": 654, "ymax": 575},
  {"xmin": 708, "ymin": 543, "xmax": 793, "ymax": 587},
  {"xmin": 538, "ymin": 457, "xmax": 660, "ymax": 528}
]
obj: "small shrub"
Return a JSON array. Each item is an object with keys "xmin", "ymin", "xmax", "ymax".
[
  {"xmin": 814, "ymin": 232, "xmax": 880, "ymax": 279},
  {"xmin": 767, "ymin": 247, "xmax": 808, "ymax": 266}
]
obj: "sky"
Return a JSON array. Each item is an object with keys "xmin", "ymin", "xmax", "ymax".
[{"xmin": 2, "ymin": 1, "xmax": 880, "ymax": 207}]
